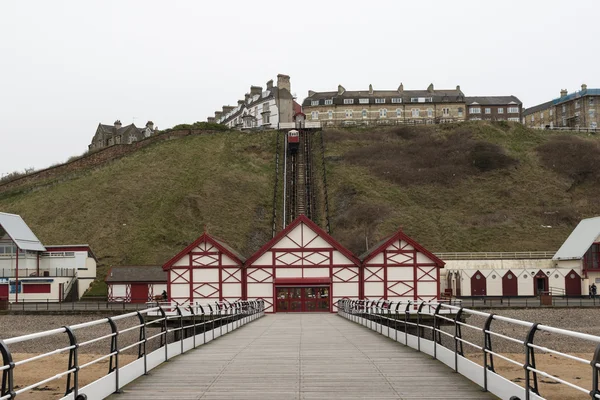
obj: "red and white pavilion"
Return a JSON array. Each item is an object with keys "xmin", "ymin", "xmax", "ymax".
[{"xmin": 162, "ymin": 215, "xmax": 444, "ymax": 312}]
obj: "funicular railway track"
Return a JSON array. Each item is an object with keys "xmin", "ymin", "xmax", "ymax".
[{"xmin": 283, "ymin": 129, "xmax": 315, "ymax": 226}]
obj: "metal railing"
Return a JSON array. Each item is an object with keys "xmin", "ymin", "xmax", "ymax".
[
  {"xmin": 0, "ymin": 268, "xmax": 76, "ymax": 278},
  {"xmin": 338, "ymin": 299, "xmax": 600, "ymax": 400},
  {"xmin": 528, "ymin": 126, "xmax": 599, "ymax": 133},
  {"xmin": 434, "ymin": 251, "xmax": 555, "ymax": 260},
  {"xmin": 0, "ymin": 300, "xmax": 264, "ymax": 400}
]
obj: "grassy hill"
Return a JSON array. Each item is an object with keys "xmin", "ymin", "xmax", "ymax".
[{"xmin": 1, "ymin": 122, "xmax": 599, "ymax": 295}]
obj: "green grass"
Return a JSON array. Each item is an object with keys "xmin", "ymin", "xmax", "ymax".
[{"xmin": 1, "ymin": 122, "xmax": 599, "ymax": 295}]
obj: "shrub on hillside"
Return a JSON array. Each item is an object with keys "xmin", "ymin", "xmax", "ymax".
[
  {"xmin": 169, "ymin": 121, "xmax": 230, "ymax": 132},
  {"xmin": 536, "ymin": 136, "xmax": 600, "ymax": 186},
  {"xmin": 342, "ymin": 130, "xmax": 517, "ymax": 185}
]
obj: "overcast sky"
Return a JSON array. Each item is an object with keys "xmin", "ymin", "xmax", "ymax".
[{"xmin": 0, "ymin": 0, "xmax": 597, "ymax": 175}]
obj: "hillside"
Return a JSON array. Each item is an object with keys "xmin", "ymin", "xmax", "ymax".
[{"xmin": 0, "ymin": 122, "xmax": 599, "ymax": 295}]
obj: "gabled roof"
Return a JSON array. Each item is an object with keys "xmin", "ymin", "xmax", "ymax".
[
  {"xmin": 162, "ymin": 232, "xmax": 245, "ymax": 270},
  {"xmin": 553, "ymin": 217, "xmax": 600, "ymax": 261},
  {"xmin": 360, "ymin": 229, "xmax": 445, "ymax": 267},
  {"xmin": 0, "ymin": 212, "xmax": 46, "ymax": 252},
  {"xmin": 245, "ymin": 215, "xmax": 360, "ymax": 266},
  {"xmin": 523, "ymin": 100, "xmax": 554, "ymax": 116},
  {"xmin": 105, "ymin": 265, "xmax": 166, "ymax": 283}
]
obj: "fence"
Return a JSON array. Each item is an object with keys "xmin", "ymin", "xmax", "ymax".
[
  {"xmin": 0, "ymin": 268, "xmax": 76, "ymax": 278},
  {"xmin": 0, "ymin": 300, "xmax": 265, "ymax": 400},
  {"xmin": 434, "ymin": 251, "xmax": 555, "ymax": 260},
  {"xmin": 338, "ymin": 299, "xmax": 600, "ymax": 400}
]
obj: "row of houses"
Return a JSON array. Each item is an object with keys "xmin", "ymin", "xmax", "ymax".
[
  {"xmin": 206, "ymin": 74, "xmax": 524, "ymax": 130},
  {"xmin": 106, "ymin": 215, "xmax": 600, "ymax": 311},
  {"xmin": 88, "ymin": 120, "xmax": 157, "ymax": 151},
  {"xmin": 523, "ymin": 84, "xmax": 600, "ymax": 130}
]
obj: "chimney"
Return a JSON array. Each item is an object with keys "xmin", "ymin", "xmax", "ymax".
[
  {"xmin": 266, "ymin": 79, "xmax": 273, "ymax": 90},
  {"xmin": 397, "ymin": 83, "xmax": 404, "ymax": 93},
  {"xmin": 114, "ymin": 120, "xmax": 122, "ymax": 130},
  {"xmin": 427, "ymin": 83, "xmax": 434, "ymax": 93},
  {"xmin": 237, "ymin": 99, "xmax": 245, "ymax": 106},
  {"xmin": 207, "ymin": 117, "xmax": 215, "ymax": 123},
  {"xmin": 456, "ymin": 85, "xmax": 461, "ymax": 92},
  {"xmin": 308, "ymin": 90, "xmax": 316, "ymax": 97},
  {"xmin": 214, "ymin": 111, "xmax": 223, "ymax": 120},
  {"xmin": 560, "ymin": 89, "xmax": 568, "ymax": 98},
  {"xmin": 277, "ymin": 74, "xmax": 291, "ymax": 92},
  {"xmin": 338, "ymin": 85, "xmax": 345, "ymax": 95},
  {"xmin": 145, "ymin": 121, "xmax": 154, "ymax": 130},
  {"xmin": 245, "ymin": 93, "xmax": 251, "ymax": 103},
  {"xmin": 222, "ymin": 105, "xmax": 235, "ymax": 114},
  {"xmin": 582, "ymin": 83, "xmax": 588, "ymax": 92},
  {"xmin": 369, "ymin": 84, "xmax": 373, "ymax": 95},
  {"xmin": 250, "ymin": 86, "xmax": 262, "ymax": 96}
]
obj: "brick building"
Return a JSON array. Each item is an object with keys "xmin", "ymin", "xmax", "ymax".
[
  {"xmin": 301, "ymin": 83, "xmax": 466, "ymax": 126},
  {"xmin": 465, "ymin": 96, "xmax": 522, "ymax": 122},
  {"xmin": 524, "ymin": 84, "xmax": 600, "ymax": 129},
  {"xmin": 89, "ymin": 120, "xmax": 155, "ymax": 151}
]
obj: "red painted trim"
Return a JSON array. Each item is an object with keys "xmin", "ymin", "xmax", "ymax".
[
  {"xmin": 436, "ymin": 264, "xmax": 440, "ymax": 299},
  {"xmin": 361, "ymin": 230, "xmax": 445, "ymax": 267},
  {"xmin": 22, "ymin": 283, "xmax": 51, "ymax": 294},
  {"xmin": 162, "ymin": 233, "xmax": 245, "ymax": 270},
  {"xmin": 274, "ymin": 277, "xmax": 332, "ymax": 285},
  {"xmin": 383, "ymin": 250, "xmax": 388, "ymax": 300},
  {"xmin": 218, "ymin": 253, "xmax": 223, "ymax": 301},
  {"xmin": 245, "ymin": 215, "xmax": 360, "ymax": 267},
  {"xmin": 43, "ymin": 246, "xmax": 89, "ymax": 253}
]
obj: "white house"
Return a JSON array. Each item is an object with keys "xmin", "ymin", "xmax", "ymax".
[{"xmin": 0, "ymin": 212, "xmax": 97, "ymax": 302}]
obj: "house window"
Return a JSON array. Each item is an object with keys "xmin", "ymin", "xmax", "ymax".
[
  {"xmin": 508, "ymin": 107, "xmax": 519, "ymax": 114},
  {"xmin": 508, "ymin": 117, "xmax": 520, "ymax": 122},
  {"xmin": 485, "ymin": 108, "xmax": 491, "ymax": 114},
  {"xmin": 470, "ymin": 107, "xmax": 481, "ymax": 114},
  {"xmin": 311, "ymin": 111, "xmax": 319, "ymax": 120},
  {"xmin": 362, "ymin": 109, "xmax": 368, "ymax": 119},
  {"xmin": 442, "ymin": 108, "xmax": 449, "ymax": 116},
  {"xmin": 531, "ymin": 115, "xmax": 534, "ymax": 122},
  {"xmin": 379, "ymin": 109, "xmax": 387, "ymax": 117},
  {"xmin": 540, "ymin": 112, "xmax": 544, "ymax": 119},
  {"xmin": 391, "ymin": 98, "xmax": 402, "ymax": 103},
  {"xmin": 264, "ymin": 113, "xmax": 270, "ymax": 124},
  {"xmin": 550, "ymin": 108, "xmax": 553, "ymax": 116},
  {"xmin": 328, "ymin": 110, "xmax": 333, "ymax": 120},
  {"xmin": 311, "ymin": 100, "xmax": 319, "ymax": 106},
  {"xmin": 458, "ymin": 108, "xmax": 464, "ymax": 117},
  {"xmin": 325, "ymin": 99, "xmax": 333, "ymax": 105},
  {"xmin": 589, "ymin": 110, "xmax": 595, "ymax": 118},
  {"xmin": 359, "ymin": 98, "xmax": 369, "ymax": 104},
  {"xmin": 562, "ymin": 117, "xmax": 566, "ymax": 126},
  {"xmin": 375, "ymin": 98, "xmax": 386, "ymax": 104},
  {"xmin": 345, "ymin": 110, "xmax": 353, "ymax": 118},
  {"xmin": 562, "ymin": 105, "xmax": 566, "ymax": 113},
  {"xmin": 590, "ymin": 98, "xmax": 595, "ymax": 106},
  {"xmin": 396, "ymin": 108, "xmax": 402, "ymax": 117},
  {"xmin": 411, "ymin": 108, "xmax": 420, "ymax": 118},
  {"xmin": 427, "ymin": 108, "xmax": 433, "ymax": 117},
  {"xmin": 344, "ymin": 99, "xmax": 354, "ymax": 104},
  {"xmin": 575, "ymin": 100, "xmax": 580, "ymax": 109},
  {"xmin": 498, "ymin": 108, "xmax": 504, "ymax": 114}
]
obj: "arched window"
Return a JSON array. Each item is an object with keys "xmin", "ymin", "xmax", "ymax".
[
  {"xmin": 362, "ymin": 109, "xmax": 368, "ymax": 119},
  {"xmin": 379, "ymin": 109, "xmax": 387, "ymax": 117},
  {"xmin": 396, "ymin": 108, "xmax": 402, "ymax": 118}
]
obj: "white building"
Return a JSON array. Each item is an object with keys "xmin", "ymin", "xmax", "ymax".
[
  {"xmin": 0, "ymin": 212, "xmax": 97, "ymax": 302},
  {"xmin": 441, "ymin": 216, "xmax": 600, "ymax": 297},
  {"xmin": 209, "ymin": 74, "xmax": 295, "ymax": 131}
]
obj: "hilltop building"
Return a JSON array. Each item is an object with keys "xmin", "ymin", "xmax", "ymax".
[
  {"xmin": 210, "ymin": 74, "xmax": 295, "ymax": 130},
  {"xmin": 89, "ymin": 120, "xmax": 156, "ymax": 151},
  {"xmin": 523, "ymin": 84, "xmax": 600, "ymax": 129},
  {"xmin": 465, "ymin": 96, "xmax": 522, "ymax": 122},
  {"xmin": 302, "ymin": 83, "xmax": 466, "ymax": 126},
  {"xmin": 0, "ymin": 212, "xmax": 97, "ymax": 303}
]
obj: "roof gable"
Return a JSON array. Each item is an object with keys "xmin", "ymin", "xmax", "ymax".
[
  {"xmin": 553, "ymin": 216, "xmax": 600, "ymax": 261},
  {"xmin": 246, "ymin": 215, "xmax": 360, "ymax": 266},
  {"xmin": 162, "ymin": 232, "xmax": 245, "ymax": 270},
  {"xmin": 360, "ymin": 229, "xmax": 445, "ymax": 267},
  {"xmin": 0, "ymin": 212, "xmax": 46, "ymax": 252}
]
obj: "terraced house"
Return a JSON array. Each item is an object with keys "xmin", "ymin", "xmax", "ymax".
[
  {"xmin": 465, "ymin": 96, "xmax": 522, "ymax": 122},
  {"xmin": 524, "ymin": 84, "xmax": 600, "ymax": 129},
  {"xmin": 302, "ymin": 83, "xmax": 466, "ymax": 126},
  {"xmin": 209, "ymin": 74, "xmax": 295, "ymax": 130}
]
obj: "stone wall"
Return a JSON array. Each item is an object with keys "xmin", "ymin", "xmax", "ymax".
[{"xmin": 0, "ymin": 129, "xmax": 220, "ymax": 195}]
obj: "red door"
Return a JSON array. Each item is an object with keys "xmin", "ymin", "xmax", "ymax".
[
  {"xmin": 471, "ymin": 271, "xmax": 486, "ymax": 296},
  {"xmin": 275, "ymin": 287, "xmax": 330, "ymax": 312},
  {"xmin": 0, "ymin": 284, "xmax": 8, "ymax": 300},
  {"xmin": 502, "ymin": 271, "xmax": 518, "ymax": 296},
  {"xmin": 564, "ymin": 270, "xmax": 582, "ymax": 296},
  {"xmin": 130, "ymin": 284, "xmax": 149, "ymax": 303},
  {"xmin": 533, "ymin": 271, "xmax": 549, "ymax": 295}
]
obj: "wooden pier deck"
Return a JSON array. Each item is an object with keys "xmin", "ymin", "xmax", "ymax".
[{"xmin": 109, "ymin": 313, "xmax": 495, "ymax": 399}]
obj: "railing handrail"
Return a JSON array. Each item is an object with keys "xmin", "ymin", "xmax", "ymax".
[
  {"xmin": 0, "ymin": 299, "xmax": 265, "ymax": 399},
  {"xmin": 0, "ymin": 267, "xmax": 77, "ymax": 278},
  {"xmin": 337, "ymin": 298, "xmax": 600, "ymax": 399},
  {"xmin": 434, "ymin": 251, "xmax": 556, "ymax": 260}
]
